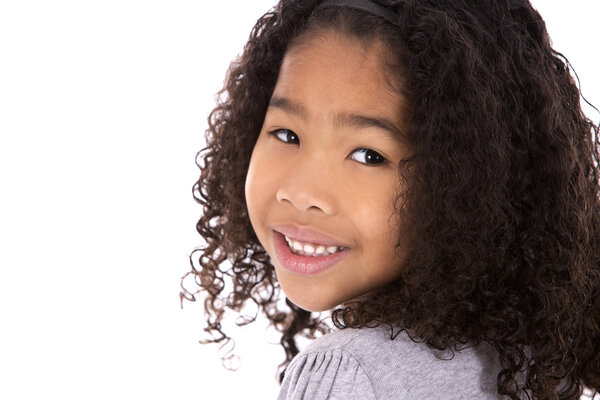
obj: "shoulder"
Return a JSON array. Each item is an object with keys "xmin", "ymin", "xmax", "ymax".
[
  {"xmin": 278, "ymin": 324, "xmax": 505, "ymax": 400},
  {"xmin": 276, "ymin": 327, "xmax": 378, "ymax": 400}
]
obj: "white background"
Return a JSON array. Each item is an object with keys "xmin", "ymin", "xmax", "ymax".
[{"xmin": 0, "ymin": 1, "xmax": 598, "ymax": 399}]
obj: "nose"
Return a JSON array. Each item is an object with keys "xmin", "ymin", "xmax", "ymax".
[{"xmin": 275, "ymin": 168, "xmax": 338, "ymax": 216}]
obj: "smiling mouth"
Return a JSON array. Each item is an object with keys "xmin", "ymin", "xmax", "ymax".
[
  {"xmin": 282, "ymin": 234, "xmax": 347, "ymax": 257},
  {"xmin": 272, "ymin": 231, "xmax": 351, "ymax": 275}
]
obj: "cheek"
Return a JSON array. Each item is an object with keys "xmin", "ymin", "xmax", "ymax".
[
  {"xmin": 245, "ymin": 148, "xmax": 266, "ymax": 227},
  {"xmin": 245, "ymin": 141, "xmax": 278, "ymax": 236},
  {"xmin": 357, "ymin": 208, "xmax": 404, "ymax": 289},
  {"xmin": 352, "ymin": 180, "xmax": 397, "ymax": 237}
]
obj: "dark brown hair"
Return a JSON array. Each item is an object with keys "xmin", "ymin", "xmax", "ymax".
[{"xmin": 181, "ymin": 1, "xmax": 600, "ymax": 399}]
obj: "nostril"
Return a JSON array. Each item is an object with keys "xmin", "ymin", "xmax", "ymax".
[{"xmin": 276, "ymin": 187, "xmax": 336, "ymax": 216}]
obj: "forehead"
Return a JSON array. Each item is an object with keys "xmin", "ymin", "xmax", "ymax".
[{"xmin": 273, "ymin": 31, "xmax": 407, "ymax": 124}]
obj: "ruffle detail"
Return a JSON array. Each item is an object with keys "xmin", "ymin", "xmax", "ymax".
[{"xmin": 277, "ymin": 348, "xmax": 377, "ymax": 400}]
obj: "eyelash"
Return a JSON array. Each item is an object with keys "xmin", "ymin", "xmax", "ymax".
[{"xmin": 268, "ymin": 128, "xmax": 387, "ymax": 166}]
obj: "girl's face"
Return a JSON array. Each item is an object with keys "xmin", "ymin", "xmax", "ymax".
[{"xmin": 245, "ymin": 31, "xmax": 411, "ymax": 312}]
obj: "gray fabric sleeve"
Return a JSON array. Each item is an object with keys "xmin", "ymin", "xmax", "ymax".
[{"xmin": 277, "ymin": 348, "xmax": 378, "ymax": 400}]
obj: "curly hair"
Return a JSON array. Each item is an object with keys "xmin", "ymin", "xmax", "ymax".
[{"xmin": 181, "ymin": 1, "xmax": 600, "ymax": 399}]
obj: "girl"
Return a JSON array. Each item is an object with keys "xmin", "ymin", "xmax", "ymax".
[{"xmin": 182, "ymin": 0, "xmax": 600, "ymax": 398}]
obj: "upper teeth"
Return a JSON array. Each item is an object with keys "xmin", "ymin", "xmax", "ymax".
[{"xmin": 284, "ymin": 235, "xmax": 344, "ymax": 256}]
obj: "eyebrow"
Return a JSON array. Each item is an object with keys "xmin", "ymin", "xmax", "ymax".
[{"xmin": 267, "ymin": 96, "xmax": 406, "ymax": 144}]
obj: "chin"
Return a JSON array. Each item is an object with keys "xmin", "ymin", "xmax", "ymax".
[{"xmin": 286, "ymin": 294, "xmax": 341, "ymax": 313}]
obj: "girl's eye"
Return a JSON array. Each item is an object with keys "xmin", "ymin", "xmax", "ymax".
[
  {"xmin": 351, "ymin": 148, "xmax": 387, "ymax": 166},
  {"xmin": 269, "ymin": 129, "xmax": 299, "ymax": 144},
  {"xmin": 269, "ymin": 128, "xmax": 386, "ymax": 166}
]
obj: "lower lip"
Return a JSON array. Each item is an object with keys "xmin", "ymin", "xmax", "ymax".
[{"xmin": 272, "ymin": 230, "xmax": 350, "ymax": 275}]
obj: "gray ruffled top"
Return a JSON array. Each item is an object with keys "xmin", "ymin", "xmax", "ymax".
[{"xmin": 277, "ymin": 324, "xmax": 504, "ymax": 400}]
